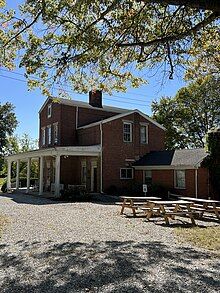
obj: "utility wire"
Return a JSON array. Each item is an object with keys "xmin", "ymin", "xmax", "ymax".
[
  {"xmin": 0, "ymin": 73, "xmax": 151, "ymax": 108},
  {"xmin": 0, "ymin": 68, "xmax": 152, "ymax": 104}
]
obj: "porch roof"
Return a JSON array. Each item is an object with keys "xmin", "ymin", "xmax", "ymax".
[
  {"xmin": 133, "ymin": 148, "xmax": 209, "ymax": 170},
  {"xmin": 5, "ymin": 145, "xmax": 101, "ymax": 162}
]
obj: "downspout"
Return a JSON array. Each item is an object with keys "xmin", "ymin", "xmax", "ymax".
[
  {"xmin": 195, "ymin": 168, "xmax": 198, "ymax": 198},
  {"xmin": 76, "ymin": 106, "xmax": 78, "ymax": 129},
  {"xmin": 100, "ymin": 123, "xmax": 103, "ymax": 193}
]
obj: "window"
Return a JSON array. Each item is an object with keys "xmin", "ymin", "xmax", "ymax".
[
  {"xmin": 123, "ymin": 122, "xmax": 132, "ymax": 142},
  {"xmin": 53, "ymin": 123, "xmax": 58, "ymax": 144},
  {"xmin": 175, "ymin": 170, "xmax": 186, "ymax": 189},
  {"xmin": 143, "ymin": 170, "xmax": 152, "ymax": 185},
  {"xmin": 120, "ymin": 168, "xmax": 133, "ymax": 179},
  {"xmin": 47, "ymin": 125, "xmax": 52, "ymax": 145},
  {"xmin": 81, "ymin": 161, "xmax": 87, "ymax": 184},
  {"xmin": 41, "ymin": 127, "xmax": 46, "ymax": 145},
  {"xmin": 47, "ymin": 104, "xmax": 52, "ymax": 118},
  {"xmin": 140, "ymin": 124, "xmax": 148, "ymax": 144}
]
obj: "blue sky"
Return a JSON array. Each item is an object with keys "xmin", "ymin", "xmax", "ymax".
[{"xmin": 0, "ymin": 1, "xmax": 186, "ymax": 140}]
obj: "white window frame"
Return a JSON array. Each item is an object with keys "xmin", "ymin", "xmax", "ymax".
[
  {"xmin": 140, "ymin": 124, "xmax": 148, "ymax": 144},
  {"xmin": 41, "ymin": 127, "xmax": 46, "ymax": 145},
  {"xmin": 123, "ymin": 122, "xmax": 132, "ymax": 142},
  {"xmin": 53, "ymin": 122, "xmax": 58, "ymax": 144},
  {"xmin": 81, "ymin": 161, "xmax": 87, "ymax": 185},
  {"xmin": 120, "ymin": 168, "xmax": 133, "ymax": 180},
  {"xmin": 174, "ymin": 170, "xmax": 186, "ymax": 189},
  {"xmin": 47, "ymin": 104, "xmax": 52, "ymax": 118},
  {"xmin": 47, "ymin": 125, "xmax": 52, "ymax": 145},
  {"xmin": 143, "ymin": 170, "xmax": 152, "ymax": 183}
]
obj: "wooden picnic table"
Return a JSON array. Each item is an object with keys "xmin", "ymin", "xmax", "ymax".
[
  {"xmin": 177, "ymin": 197, "xmax": 220, "ymax": 220},
  {"xmin": 119, "ymin": 196, "xmax": 161, "ymax": 217},
  {"xmin": 145, "ymin": 200, "xmax": 196, "ymax": 225}
]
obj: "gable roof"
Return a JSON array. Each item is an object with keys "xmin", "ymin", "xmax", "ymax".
[
  {"xmin": 77, "ymin": 109, "xmax": 166, "ymax": 131},
  {"xmin": 39, "ymin": 97, "xmax": 129, "ymax": 114},
  {"xmin": 133, "ymin": 148, "xmax": 208, "ymax": 169}
]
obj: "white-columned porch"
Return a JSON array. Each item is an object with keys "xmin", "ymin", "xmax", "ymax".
[{"xmin": 5, "ymin": 145, "xmax": 101, "ymax": 197}]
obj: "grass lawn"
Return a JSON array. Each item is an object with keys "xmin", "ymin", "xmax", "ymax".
[
  {"xmin": 0, "ymin": 178, "xmax": 5, "ymax": 189},
  {"xmin": 175, "ymin": 226, "xmax": 220, "ymax": 253}
]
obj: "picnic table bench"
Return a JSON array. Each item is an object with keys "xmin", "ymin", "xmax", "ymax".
[
  {"xmin": 145, "ymin": 200, "xmax": 199, "ymax": 225},
  {"xmin": 118, "ymin": 196, "xmax": 161, "ymax": 217},
  {"xmin": 169, "ymin": 194, "xmax": 220, "ymax": 220}
]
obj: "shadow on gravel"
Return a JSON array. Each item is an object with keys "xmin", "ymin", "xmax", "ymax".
[
  {"xmin": 0, "ymin": 193, "xmax": 61, "ymax": 205},
  {"xmin": 0, "ymin": 240, "xmax": 219, "ymax": 293},
  {"xmin": 0, "ymin": 192, "xmax": 118, "ymax": 206}
]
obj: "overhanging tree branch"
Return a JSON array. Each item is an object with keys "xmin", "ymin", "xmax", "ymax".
[
  {"xmin": 117, "ymin": 11, "xmax": 219, "ymax": 48},
  {"xmin": 141, "ymin": 0, "xmax": 220, "ymax": 13},
  {"xmin": 3, "ymin": 1, "xmax": 46, "ymax": 47}
]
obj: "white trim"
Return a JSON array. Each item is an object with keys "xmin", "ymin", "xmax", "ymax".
[
  {"xmin": 39, "ymin": 97, "xmax": 128, "ymax": 115},
  {"xmin": 16, "ymin": 159, "xmax": 20, "ymax": 189},
  {"xmin": 134, "ymin": 165, "xmax": 197, "ymax": 170},
  {"xmin": 77, "ymin": 110, "xmax": 166, "ymax": 131},
  {"xmin": 77, "ymin": 111, "xmax": 133, "ymax": 130},
  {"xmin": 120, "ymin": 168, "xmax": 133, "ymax": 179},
  {"xmin": 41, "ymin": 127, "xmax": 46, "ymax": 146},
  {"xmin": 174, "ymin": 170, "xmax": 186, "ymax": 189},
  {"xmin": 140, "ymin": 124, "xmax": 148, "ymax": 144},
  {"xmin": 91, "ymin": 160, "xmax": 98, "ymax": 192},
  {"xmin": 47, "ymin": 103, "xmax": 52, "ymax": 118},
  {"xmin": 123, "ymin": 121, "xmax": 132, "ymax": 143},
  {"xmin": 195, "ymin": 168, "xmax": 198, "ymax": 198},
  {"xmin": 100, "ymin": 123, "xmax": 103, "ymax": 193},
  {"xmin": 5, "ymin": 145, "xmax": 101, "ymax": 161}
]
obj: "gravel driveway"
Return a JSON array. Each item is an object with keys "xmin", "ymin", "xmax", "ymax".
[{"xmin": 0, "ymin": 192, "xmax": 219, "ymax": 293}]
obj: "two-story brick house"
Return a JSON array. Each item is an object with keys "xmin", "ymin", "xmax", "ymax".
[
  {"xmin": 39, "ymin": 90, "xmax": 165, "ymax": 194},
  {"xmin": 6, "ymin": 90, "xmax": 165, "ymax": 196},
  {"xmin": 6, "ymin": 90, "xmax": 214, "ymax": 199}
]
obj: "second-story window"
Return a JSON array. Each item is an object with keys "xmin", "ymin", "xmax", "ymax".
[
  {"xmin": 47, "ymin": 125, "xmax": 52, "ymax": 145},
  {"xmin": 41, "ymin": 127, "xmax": 46, "ymax": 145},
  {"xmin": 47, "ymin": 104, "xmax": 52, "ymax": 118},
  {"xmin": 140, "ymin": 124, "xmax": 148, "ymax": 144},
  {"xmin": 123, "ymin": 122, "xmax": 132, "ymax": 142},
  {"xmin": 53, "ymin": 122, "xmax": 58, "ymax": 144}
]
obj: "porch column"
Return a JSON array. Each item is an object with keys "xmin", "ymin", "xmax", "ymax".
[
  {"xmin": 16, "ymin": 159, "xmax": 20, "ymax": 189},
  {"xmin": 55, "ymin": 155, "xmax": 61, "ymax": 197},
  {"xmin": 7, "ymin": 160, "xmax": 12, "ymax": 192},
  {"xmin": 26, "ymin": 158, "xmax": 31, "ymax": 194},
  {"xmin": 39, "ymin": 156, "xmax": 44, "ymax": 196}
]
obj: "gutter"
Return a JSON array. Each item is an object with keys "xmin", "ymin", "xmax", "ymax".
[{"xmin": 100, "ymin": 123, "xmax": 103, "ymax": 193}]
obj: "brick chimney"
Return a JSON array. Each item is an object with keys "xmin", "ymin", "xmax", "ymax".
[{"xmin": 89, "ymin": 90, "xmax": 102, "ymax": 108}]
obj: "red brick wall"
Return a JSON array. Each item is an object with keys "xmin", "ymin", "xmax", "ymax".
[
  {"xmin": 60, "ymin": 156, "xmax": 101, "ymax": 192},
  {"xmin": 102, "ymin": 112, "xmax": 165, "ymax": 191},
  {"xmin": 77, "ymin": 125, "xmax": 101, "ymax": 146},
  {"xmin": 77, "ymin": 107, "xmax": 119, "ymax": 127},
  {"xmin": 197, "ymin": 168, "xmax": 209, "ymax": 198},
  {"xmin": 39, "ymin": 99, "xmax": 62, "ymax": 148},
  {"xmin": 60, "ymin": 104, "xmax": 77, "ymax": 146},
  {"xmin": 135, "ymin": 167, "xmax": 210, "ymax": 199}
]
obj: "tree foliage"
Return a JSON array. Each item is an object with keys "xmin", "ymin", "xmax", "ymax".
[
  {"xmin": 152, "ymin": 76, "xmax": 220, "ymax": 149},
  {"xmin": 0, "ymin": 0, "xmax": 219, "ymax": 97},
  {"xmin": 0, "ymin": 133, "xmax": 38, "ymax": 177},
  {"xmin": 0, "ymin": 102, "xmax": 18, "ymax": 154}
]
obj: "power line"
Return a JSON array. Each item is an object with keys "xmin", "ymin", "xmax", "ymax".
[
  {"xmin": 0, "ymin": 73, "xmax": 151, "ymax": 108},
  {"xmin": 0, "ymin": 68, "xmax": 152, "ymax": 103}
]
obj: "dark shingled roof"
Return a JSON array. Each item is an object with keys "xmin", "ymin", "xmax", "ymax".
[{"xmin": 133, "ymin": 148, "xmax": 208, "ymax": 167}]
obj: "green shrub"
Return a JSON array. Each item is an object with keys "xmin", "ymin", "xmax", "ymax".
[{"xmin": 1, "ymin": 177, "xmax": 38, "ymax": 193}]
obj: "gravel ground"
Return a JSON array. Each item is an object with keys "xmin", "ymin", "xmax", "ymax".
[{"xmin": 0, "ymin": 192, "xmax": 219, "ymax": 293}]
